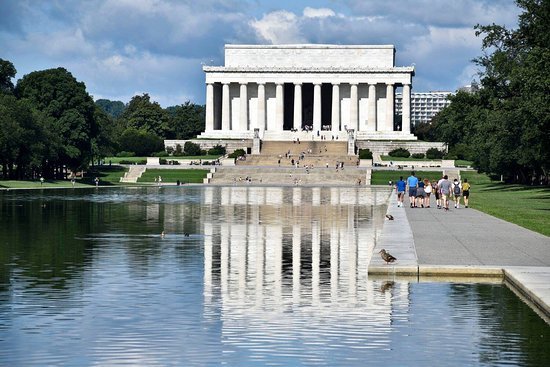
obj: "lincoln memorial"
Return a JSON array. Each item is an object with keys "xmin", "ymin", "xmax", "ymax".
[{"xmin": 199, "ymin": 44, "xmax": 417, "ymax": 141}]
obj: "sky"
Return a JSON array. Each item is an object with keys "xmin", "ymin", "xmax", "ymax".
[{"xmin": 0, "ymin": 0, "xmax": 521, "ymax": 107}]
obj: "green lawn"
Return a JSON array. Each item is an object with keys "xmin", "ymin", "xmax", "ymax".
[
  {"xmin": 84, "ymin": 165, "xmax": 128, "ymax": 185},
  {"xmin": 455, "ymin": 160, "xmax": 473, "ymax": 167},
  {"xmin": 0, "ymin": 180, "xmax": 91, "ymax": 189},
  {"xmin": 371, "ymin": 170, "xmax": 443, "ymax": 185},
  {"xmin": 138, "ymin": 169, "xmax": 209, "ymax": 184},
  {"xmin": 460, "ymin": 171, "xmax": 550, "ymax": 236}
]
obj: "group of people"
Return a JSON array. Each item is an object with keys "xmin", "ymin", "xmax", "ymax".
[{"xmin": 395, "ymin": 171, "xmax": 471, "ymax": 211}]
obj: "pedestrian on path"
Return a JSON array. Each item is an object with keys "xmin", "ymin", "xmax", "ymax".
[
  {"xmin": 406, "ymin": 171, "xmax": 419, "ymax": 208},
  {"xmin": 439, "ymin": 175, "xmax": 452, "ymax": 211},
  {"xmin": 396, "ymin": 176, "xmax": 406, "ymax": 207},
  {"xmin": 417, "ymin": 177, "xmax": 426, "ymax": 207},
  {"xmin": 462, "ymin": 178, "xmax": 471, "ymax": 208},
  {"xmin": 424, "ymin": 179, "xmax": 432, "ymax": 208},
  {"xmin": 433, "ymin": 179, "xmax": 441, "ymax": 209},
  {"xmin": 452, "ymin": 179, "xmax": 462, "ymax": 208}
]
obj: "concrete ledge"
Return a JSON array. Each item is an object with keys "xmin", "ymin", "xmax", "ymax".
[
  {"xmin": 504, "ymin": 267, "xmax": 550, "ymax": 322},
  {"xmin": 419, "ymin": 265, "xmax": 503, "ymax": 277},
  {"xmin": 368, "ymin": 265, "xmax": 419, "ymax": 276}
]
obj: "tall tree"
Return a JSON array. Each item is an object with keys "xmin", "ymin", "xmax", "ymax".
[
  {"xmin": 95, "ymin": 99, "xmax": 126, "ymax": 119},
  {"xmin": 15, "ymin": 68, "xmax": 97, "ymax": 176},
  {"xmin": 119, "ymin": 94, "xmax": 169, "ymax": 138},
  {"xmin": 166, "ymin": 101, "xmax": 205, "ymax": 140},
  {"xmin": 0, "ymin": 59, "xmax": 16, "ymax": 94}
]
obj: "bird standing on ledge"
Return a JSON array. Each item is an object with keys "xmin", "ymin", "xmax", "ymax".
[
  {"xmin": 385, "ymin": 214, "xmax": 394, "ymax": 220},
  {"xmin": 378, "ymin": 249, "xmax": 397, "ymax": 264}
]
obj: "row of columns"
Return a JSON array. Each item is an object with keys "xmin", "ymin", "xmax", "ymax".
[{"xmin": 205, "ymin": 82, "xmax": 411, "ymax": 134}]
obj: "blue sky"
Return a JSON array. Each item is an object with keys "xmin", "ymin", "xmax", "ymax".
[{"xmin": 0, "ymin": 0, "xmax": 520, "ymax": 107}]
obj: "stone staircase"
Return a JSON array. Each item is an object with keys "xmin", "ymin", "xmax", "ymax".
[
  {"xmin": 120, "ymin": 165, "xmax": 146, "ymax": 183},
  {"xmin": 209, "ymin": 166, "xmax": 370, "ymax": 186},
  {"xmin": 237, "ymin": 140, "xmax": 357, "ymax": 167}
]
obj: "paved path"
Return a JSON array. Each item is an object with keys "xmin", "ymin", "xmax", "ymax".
[{"xmin": 370, "ymin": 191, "xmax": 550, "ymax": 321}]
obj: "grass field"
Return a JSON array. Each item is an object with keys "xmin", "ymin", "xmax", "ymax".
[
  {"xmin": 371, "ymin": 170, "xmax": 443, "ymax": 185},
  {"xmin": 380, "ymin": 155, "xmax": 435, "ymax": 161},
  {"xmin": 460, "ymin": 171, "xmax": 550, "ymax": 236},
  {"xmin": 138, "ymin": 169, "xmax": 209, "ymax": 184}
]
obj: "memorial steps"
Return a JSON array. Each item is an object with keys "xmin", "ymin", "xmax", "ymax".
[{"xmin": 208, "ymin": 167, "xmax": 369, "ymax": 186}]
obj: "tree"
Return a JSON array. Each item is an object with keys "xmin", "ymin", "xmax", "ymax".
[
  {"xmin": 95, "ymin": 99, "xmax": 126, "ymax": 118},
  {"xmin": 118, "ymin": 127, "xmax": 164, "ymax": 156},
  {"xmin": 15, "ymin": 68, "xmax": 97, "ymax": 176},
  {"xmin": 119, "ymin": 94, "xmax": 169, "ymax": 138},
  {"xmin": 166, "ymin": 101, "xmax": 205, "ymax": 139},
  {"xmin": 0, "ymin": 59, "xmax": 16, "ymax": 94}
]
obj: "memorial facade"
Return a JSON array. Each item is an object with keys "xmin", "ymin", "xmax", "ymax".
[{"xmin": 199, "ymin": 44, "xmax": 417, "ymax": 141}]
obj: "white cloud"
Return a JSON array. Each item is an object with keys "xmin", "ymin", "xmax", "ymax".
[
  {"xmin": 250, "ymin": 11, "xmax": 306, "ymax": 44},
  {"xmin": 303, "ymin": 7, "xmax": 335, "ymax": 18}
]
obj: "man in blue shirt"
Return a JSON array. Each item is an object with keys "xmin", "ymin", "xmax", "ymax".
[
  {"xmin": 406, "ymin": 171, "xmax": 419, "ymax": 208},
  {"xmin": 396, "ymin": 176, "xmax": 406, "ymax": 207}
]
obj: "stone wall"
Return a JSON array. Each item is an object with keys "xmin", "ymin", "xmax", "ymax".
[{"xmin": 356, "ymin": 140, "xmax": 447, "ymax": 155}]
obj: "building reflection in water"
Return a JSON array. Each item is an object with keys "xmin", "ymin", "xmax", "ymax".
[{"xmin": 202, "ymin": 186, "xmax": 410, "ymax": 352}]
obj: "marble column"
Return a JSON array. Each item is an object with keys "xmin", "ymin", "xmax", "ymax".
[
  {"xmin": 386, "ymin": 83, "xmax": 394, "ymax": 132},
  {"xmin": 350, "ymin": 83, "xmax": 358, "ymax": 131},
  {"xmin": 257, "ymin": 83, "xmax": 266, "ymax": 132},
  {"xmin": 276, "ymin": 83, "xmax": 284, "ymax": 131},
  {"xmin": 402, "ymin": 83, "xmax": 411, "ymax": 133},
  {"xmin": 313, "ymin": 83, "xmax": 321, "ymax": 133},
  {"xmin": 240, "ymin": 83, "xmax": 248, "ymax": 131},
  {"xmin": 331, "ymin": 83, "xmax": 340, "ymax": 133},
  {"xmin": 205, "ymin": 83, "xmax": 214, "ymax": 132},
  {"xmin": 293, "ymin": 83, "xmax": 302, "ymax": 131},
  {"xmin": 368, "ymin": 83, "xmax": 377, "ymax": 131},
  {"xmin": 222, "ymin": 83, "xmax": 230, "ymax": 131}
]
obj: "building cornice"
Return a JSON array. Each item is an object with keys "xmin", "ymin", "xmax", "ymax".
[{"xmin": 203, "ymin": 66, "xmax": 415, "ymax": 74}]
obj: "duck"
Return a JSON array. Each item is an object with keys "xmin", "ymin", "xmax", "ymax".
[
  {"xmin": 378, "ymin": 249, "xmax": 397, "ymax": 264},
  {"xmin": 183, "ymin": 233, "xmax": 190, "ymax": 237},
  {"xmin": 380, "ymin": 281, "xmax": 395, "ymax": 293},
  {"xmin": 385, "ymin": 214, "xmax": 394, "ymax": 220}
]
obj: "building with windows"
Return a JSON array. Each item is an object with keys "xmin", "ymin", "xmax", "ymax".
[{"xmin": 395, "ymin": 91, "xmax": 452, "ymax": 126}]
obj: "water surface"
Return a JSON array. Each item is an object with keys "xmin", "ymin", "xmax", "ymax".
[{"xmin": 0, "ymin": 187, "xmax": 548, "ymax": 366}]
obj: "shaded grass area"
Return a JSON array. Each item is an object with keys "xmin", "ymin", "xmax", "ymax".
[
  {"xmin": 0, "ymin": 166, "xmax": 129, "ymax": 189},
  {"xmin": 138, "ymin": 169, "xmax": 208, "ymax": 184},
  {"xmin": 371, "ymin": 170, "xmax": 443, "ymax": 185},
  {"xmin": 455, "ymin": 160, "xmax": 473, "ymax": 167},
  {"xmin": 380, "ymin": 155, "xmax": 435, "ymax": 161},
  {"xmin": 460, "ymin": 171, "xmax": 550, "ymax": 236}
]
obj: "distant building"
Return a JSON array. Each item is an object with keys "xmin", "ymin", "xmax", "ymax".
[{"xmin": 395, "ymin": 91, "xmax": 453, "ymax": 126}]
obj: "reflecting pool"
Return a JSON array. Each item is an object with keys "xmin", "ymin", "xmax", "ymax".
[{"xmin": 0, "ymin": 186, "xmax": 549, "ymax": 366}]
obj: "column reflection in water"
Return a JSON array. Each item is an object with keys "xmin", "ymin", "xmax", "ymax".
[{"xmin": 202, "ymin": 186, "xmax": 408, "ymax": 352}]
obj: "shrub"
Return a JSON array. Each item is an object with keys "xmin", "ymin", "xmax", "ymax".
[
  {"xmin": 116, "ymin": 151, "xmax": 135, "ymax": 157},
  {"xmin": 426, "ymin": 148, "xmax": 445, "ymax": 159},
  {"xmin": 173, "ymin": 144, "xmax": 184, "ymax": 156},
  {"xmin": 159, "ymin": 158, "xmax": 167, "ymax": 165},
  {"xmin": 228, "ymin": 148, "xmax": 246, "ymax": 158},
  {"xmin": 359, "ymin": 148, "xmax": 373, "ymax": 159},
  {"xmin": 152, "ymin": 151, "xmax": 169, "ymax": 157},
  {"xmin": 119, "ymin": 160, "xmax": 134, "ymax": 164},
  {"xmin": 412, "ymin": 153, "xmax": 425, "ymax": 159},
  {"xmin": 208, "ymin": 144, "xmax": 226, "ymax": 156},
  {"xmin": 118, "ymin": 128, "xmax": 164, "ymax": 156},
  {"xmin": 165, "ymin": 146, "xmax": 174, "ymax": 155},
  {"xmin": 388, "ymin": 148, "xmax": 410, "ymax": 158},
  {"xmin": 183, "ymin": 141, "xmax": 202, "ymax": 156}
]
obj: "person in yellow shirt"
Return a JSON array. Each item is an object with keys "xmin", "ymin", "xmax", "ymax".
[{"xmin": 462, "ymin": 178, "xmax": 471, "ymax": 208}]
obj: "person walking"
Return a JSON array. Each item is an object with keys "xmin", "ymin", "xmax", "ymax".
[
  {"xmin": 396, "ymin": 176, "xmax": 406, "ymax": 207},
  {"xmin": 424, "ymin": 179, "xmax": 432, "ymax": 208},
  {"xmin": 462, "ymin": 178, "xmax": 471, "ymax": 208},
  {"xmin": 452, "ymin": 178, "xmax": 462, "ymax": 208},
  {"xmin": 439, "ymin": 175, "xmax": 452, "ymax": 211},
  {"xmin": 406, "ymin": 171, "xmax": 419, "ymax": 208},
  {"xmin": 417, "ymin": 177, "xmax": 426, "ymax": 207}
]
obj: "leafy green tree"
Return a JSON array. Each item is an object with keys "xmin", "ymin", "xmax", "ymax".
[
  {"xmin": 0, "ymin": 59, "xmax": 16, "ymax": 94},
  {"xmin": 95, "ymin": 99, "xmax": 126, "ymax": 118},
  {"xmin": 15, "ymin": 68, "xmax": 97, "ymax": 176},
  {"xmin": 120, "ymin": 94, "xmax": 169, "ymax": 137},
  {"xmin": 118, "ymin": 127, "xmax": 164, "ymax": 156},
  {"xmin": 167, "ymin": 101, "xmax": 205, "ymax": 139},
  {"xmin": 183, "ymin": 141, "xmax": 202, "ymax": 156}
]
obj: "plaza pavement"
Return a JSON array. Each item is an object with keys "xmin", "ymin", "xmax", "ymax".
[{"xmin": 370, "ymin": 191, "xmax": 550, "ymax": 322}]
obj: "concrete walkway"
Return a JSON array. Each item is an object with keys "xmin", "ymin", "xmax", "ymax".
[{"xmin": 370, "ymin": 192, "xmax": 550, "ymax": 321}]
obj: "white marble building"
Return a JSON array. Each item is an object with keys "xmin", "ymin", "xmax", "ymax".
[{"xmin": 199, "ymin": 44, "xmax": 417, "ymax": 141}]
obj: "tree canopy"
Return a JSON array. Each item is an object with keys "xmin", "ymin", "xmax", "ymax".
[{"xmin": 431, "ymin": 0, "xmax": 549, "ymax": 183}]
